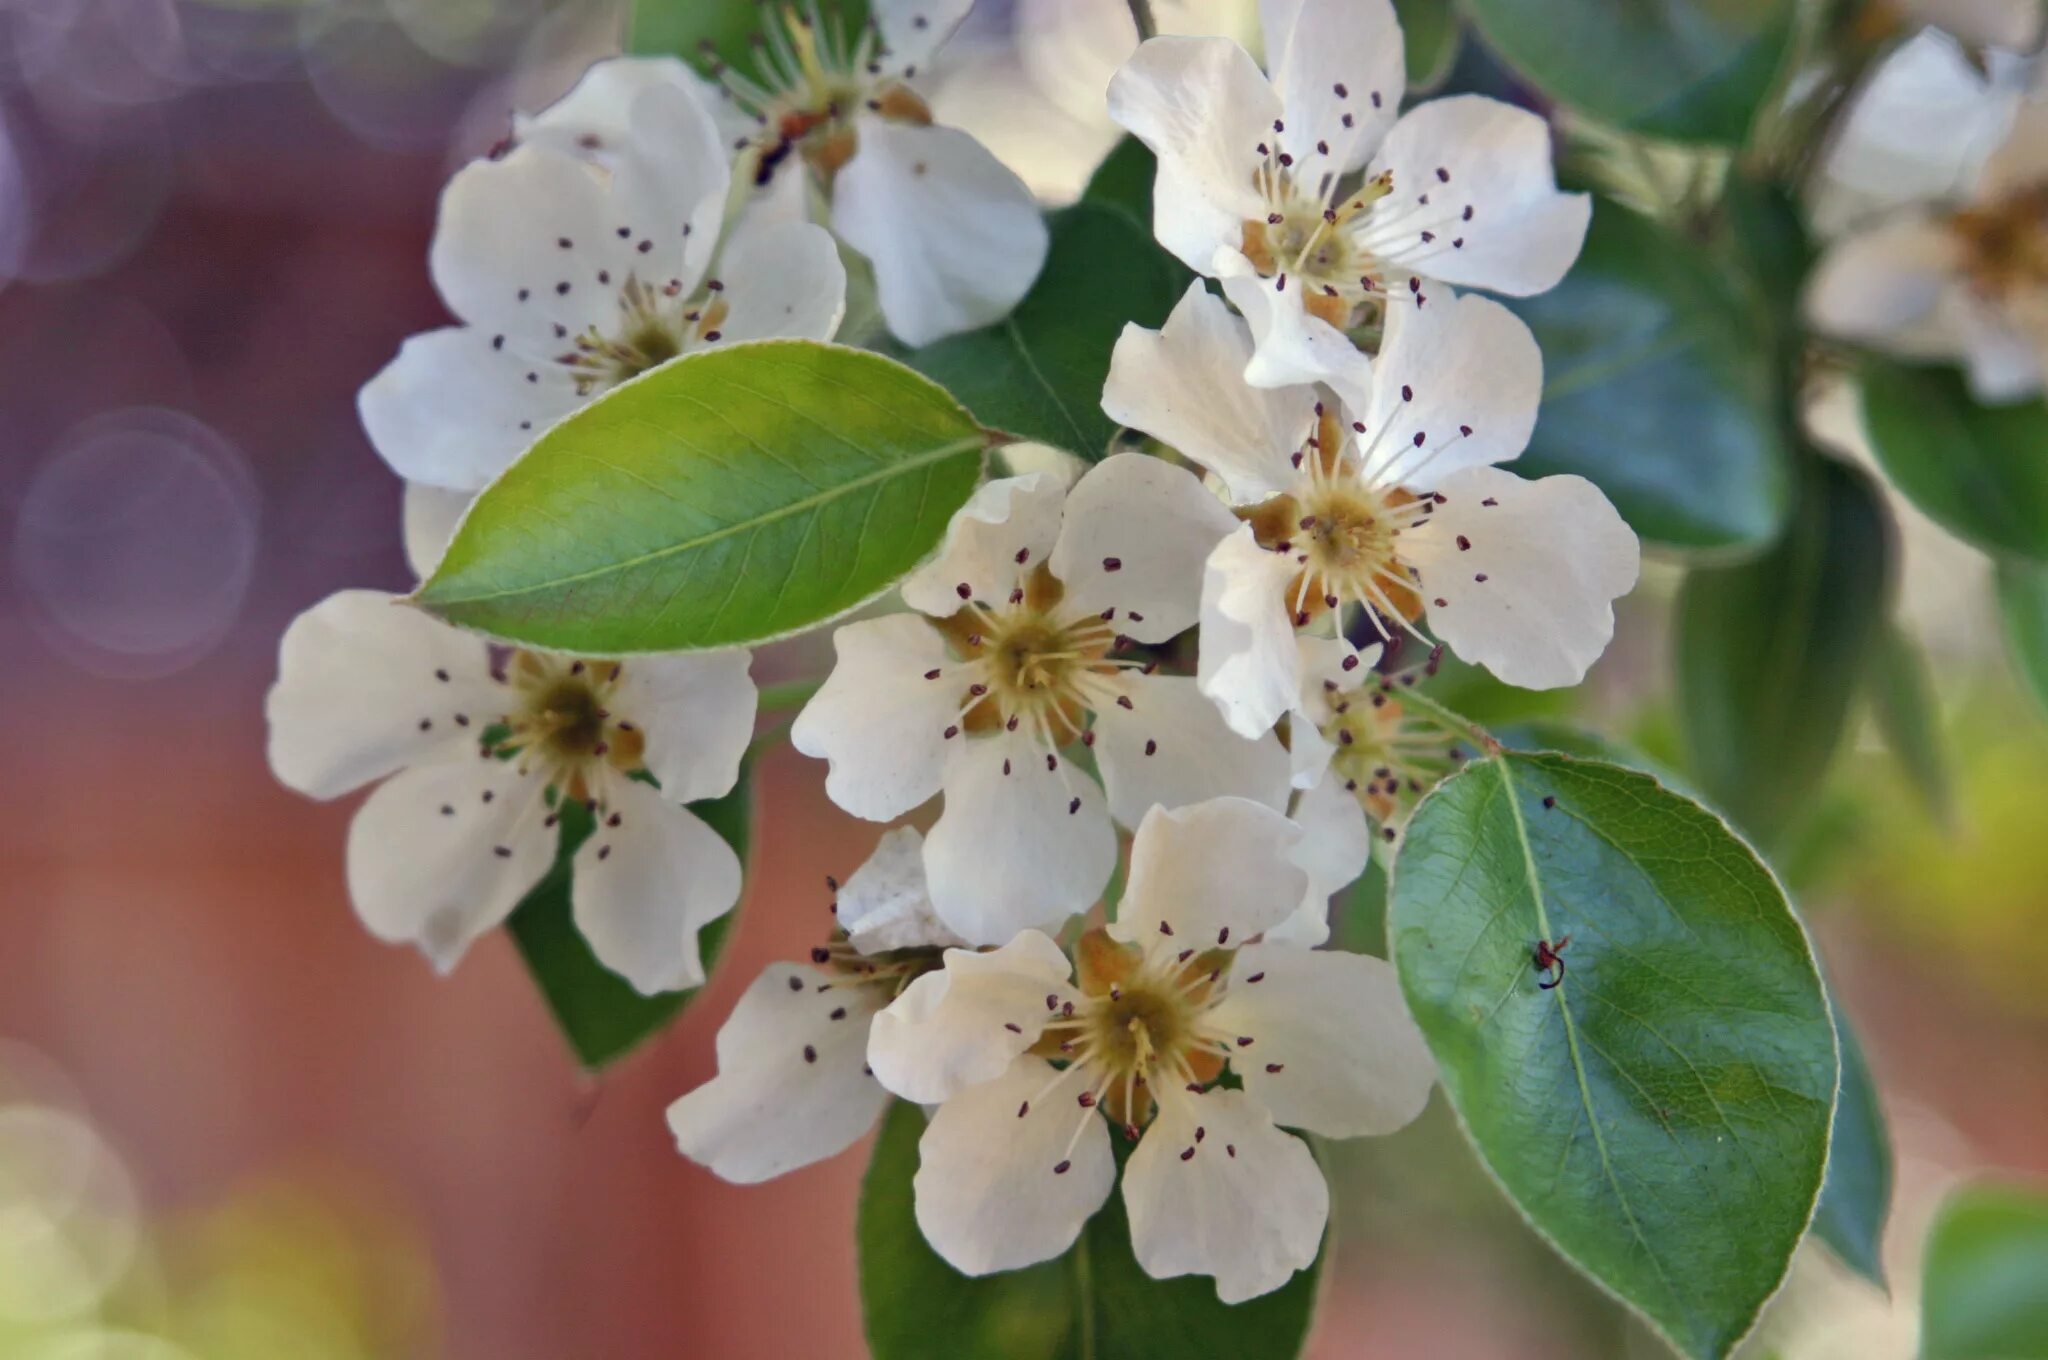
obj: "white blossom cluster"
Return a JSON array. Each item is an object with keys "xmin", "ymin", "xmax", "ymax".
[{"xmin": 265, "ymin": 0, "xmax": 1644, "ymax": 1301}]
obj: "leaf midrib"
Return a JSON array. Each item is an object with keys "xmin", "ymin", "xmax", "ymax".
[{"xmin": 420, "ymin": 433, "xmax": 985, "ymax": 609}]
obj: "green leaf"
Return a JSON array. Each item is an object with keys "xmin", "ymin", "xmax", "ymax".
[
  {"xmin": 1389, "ymin": 752, "xmax": 1837, "ymax": 1360},
  {"xmin": 1861, "ymin": 361, "xmax": 2048, "ymax": 563},
  {"xmin": 1998, "ymin": 558, "xmax": 2048, "ymax": 718},
  {"xmin": 1921, "ymin": 1180, "xmax": 2048, "ymax": 1360},
  {"xmin": 1459, "ymin": 0, "xmax": 1797, "ymax": 145},
  {"xmin": 1869, "ymin": 625, "xmax": 1952, "ymax": 825},
  {"xmin": 1506, "ymin": 199, "xmax": 1791, "ymax": 554},
  {"xmin": 1812, "ymin": 995, "xmax": 1892, "ymax": 1289},
  {"xmin": 858, "ymin": 1101, "xmax": 1323, "ymax": 1360},
  {"xmin": 629, "ymin": 0, "xmax": 872, "ymax": 78},
  {"xmin": 507, "ymin": 760, "xmax": 752, "ymax": 1069},
  {"xmin": 1083, "ymin": 137, "xmax": 1158, "ymax": 228},
  {"xmin": 887, "ymin": 204, "xmax": 1180, "ymax": 460},
  {"xmin": 1394, "ymin": 0, "xmax": 1462, "ymax": 92},
  {"xmin": 415, "ymin": 341, "xmax": 989, "ymax": 653},
  {"xmin": 1674, "ymin": 456, "xmax": 1891, "ymax": 844}
]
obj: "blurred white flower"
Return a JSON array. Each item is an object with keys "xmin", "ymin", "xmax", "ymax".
[
  {"xmin": 792, "ymin": 453, "xmax": 1293, "ymax": 944},
  {"xmin": 865, "ymin": 796, "xmax": 1436, "ymax": 1301},
  {"xmin": 266, "ymin": 591, "xmax": 754, "ymax": 994},
  {"xmin": 1106, "ymin": 0, "xmax": 1588, "ymax": 394},
  {"xmin": 1893, "ymin": 0, "xmax": 2043, "ymax": 53}
]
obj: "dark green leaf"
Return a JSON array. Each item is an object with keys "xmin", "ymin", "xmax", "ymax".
[
  {"xmin": 1674, "ymin": 456, "xmax": 1891, "ymax": 843},
  {"xmin": 858, "ymin": 1100, "xmax": 1323, "ymax": 1360},
  {"xmin": 1507, "ymin": 199, "xmax": 1791, "ymax": 553},
  {"xmin": 1460, "ymin": 0, "xmax": 1797, "ymax": 144},
  {"xmin": 1921, "ymin": 1180, "xmax": 2048, "ymax": 1360},
  {"xmin": 1083, "ymin": 137, "xmax": 1158, "ymax": 228},
  {"xmin": 1870, "ymin": 625, "xmax": 1952, "ymax": 825},
  {"xmin": 507, "ymin": 760, "xmax": 752, "ymax": 1069},
  {"xmin": 416, "ymin": 341, "xmax": 989, "ymax": 653},
  {"xmin": 630, "ymin": 0, "xmax": 872, "ymax": 80},
  {"xmin": 1394, "ymin": 0, "xmax": 1462, "ymax": 92},
  {"xmin": 887, "ymin": 204, "xmax": 1180, "ymax": 460},
  {"xmin": 1812, "ymin": 995, "xmax": 1892, "ymax": 1289},
  {"xmin": 1998, "ymin": 558, "xmax": 2048, "ymax": 718},
  {"xmin": 1861, "ymin": 361, "xmax": 2048, "ymax": 563},
  {"xmin": 1495, "ymin": 719, "xmax": 1702, "ymax": 802},
  {"xmin": 1390, "ymin": 752, "xmax": 1836, "ymax": 1360}
]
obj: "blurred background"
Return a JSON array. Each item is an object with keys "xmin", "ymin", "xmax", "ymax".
[{"xmin": 0, "ymin": 1, "xmax": 2044, "ymax": 1356}]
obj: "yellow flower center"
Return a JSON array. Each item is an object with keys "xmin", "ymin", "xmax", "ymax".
[
  {"xmin": 931, "ymin": 564, "xmax": 1129, "ymax": 746},
  {"xmin": 1953, "ymin": 185, "xmax": 2048, "ymax": 301},
  {"xmin": 558, "ymin": 279, "xmax": 728, "ymax": 396},
  {"xmin": 500, "ymin": 653, "xmax": 645, "ymax": 801}
]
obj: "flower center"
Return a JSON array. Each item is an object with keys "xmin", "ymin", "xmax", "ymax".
[
  {"xmin": 1952, "ymin": 184, "xmax": 2048, "ymax": 301},
  {"xmin": 499, "ymin": 653, "xmax": 645, "ymax": 799},
  {"xmin": 931, "ymin": 565, "xmax": 1125, "ymax": 745},
  {"xmin": 1248, "ymin": 474, "xmax": 1427, "ymax": 630},
  {"xmin": 1318, "ymin": 689, "xmax": 1459, "ymax": 833},
  {"xmin": 558, "ymin": 277, "xmax": 727, "ymax": 395},
  {"xmin": 1240, "ymin": 163, "xmax": 1398, "ymax": 326}
]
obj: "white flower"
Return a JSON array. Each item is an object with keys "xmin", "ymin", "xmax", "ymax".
[
  {"xmin": 791, "ymin": 453, "xmax": 1293, "ymax": 944},
  {"xmin": 265, "ymin": 590, "xmax": 754, "ymax": 993},
  {"xmin": 1806, "ymin": 28, "xmax": 2048, "ymax": 402},
  {"xmin": 1105, "ymin": 0, "xmax": 1588, "ymax": 395},
  {"xmin": 1105, "ymin": 282, "xmax": 1638, "ymax": 736},
  {"xmin": 359, "ymin": 73, "xmax": 847, "ymax": 495},
  {"xmin": 864, "ymin": 796, "xmax": 1437, "ymax": 1302},
  {"xmin": 667, "ymin": 827, "xmax": 961, "ymax": 1183}
]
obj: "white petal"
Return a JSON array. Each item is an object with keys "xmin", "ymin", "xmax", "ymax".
[
  {"xmin": 874, "ymin": 0, "xmax": 975, "ymax": 72},
  {"xmin": 1406, "ymin": 466, "xmax": 1639, "ymax": 690},
  {"xmin": 913, "ymin": 1057, "xmax": 1115, "ymax": 1275},
  {"xmin": 1260, "ymin": 0, "xmax": 1403, "ymax": 173},
  {"xmin": 357, "ymin": 326, "xmax": 580, "ymax": 492},
  {"xmin": 1109, "ymin": 797, "xmax": 1308, "ymax": 948},
  {"xmin": 571, "ymin": 777, "xmax": 742, "ymax": 995},
  {"xmin": 515, "ymin": 56, "xmax": 745, "ymax": 161},
  {"xmin": 835, "ymin": 826, "xmax": 969, "ymax": 954},
  {"xmin": 1197, "ymin": 525, "xmax": 1304, "ymax": 740},
  {"xmin": 923, "ymin": 729, "xmax": 1117, "ymax": 943},
  {"xmin": 666, "ymin": 962, "xmax": 890, "ymax": 1183},
  {"xmin": 866, "ymin": 931, "xmax": 1074, "ymax": 1103},
  {"xmin": 1948, "ymin": 289, "xmax": 2046, "ymax": 402},
  {"xmin": 1266, "ymin": 770, "xmax": 1373, "ymax": 947},
  {"xmin": 1101, "ymin": 281, "xmax": 1311, "ymax": 503},
  {"xmin": 1107, "ymin": 36, "xmax": 1279, "ymax": 274},
  {"xmin": 344, "ymin": 760, "xmax": 553, "ymax": 972},
  {"xmin": 833, "ymin": 116, "xmax": 1049, "ymax": 346},
  {"xmin": 792, "ymin": 614, "xmax": 963, "ymax": 821},
  {"xmin": 1803, "ymin": 215, "xmax": 1959, "ymax": 347},
  {"xmin": 1048, "ymin": 452, "xmax": 1238, "ymax": 641},
  {"xmin": 1213, "ymin": 248, "xmax": 1379, "ymax": 415},
  {"xmin": 1368, "ymin": 96, "xmax": 1590, "ymax": 297},
  {"xmin": 266, "ymin": 590, "xmax": 502, "ymax": 800},
  {"xmin": 613, "ymin": 80, "xmax": 733, "ymax": 296},
  {"xmin": 1361, "ymin": 290, "xmax": 1542, "ymax": 486},
  {"xmin": 1976, "ymin": 89, "xmax": 2048, "ymax": 200},
  {"xmin": 1092, "ymin": 673, "xmax": 1294, "ymax": 828},
  {"xmin": 926, "ymin": 35, "xmax": 1124, "ymax": 205},
  {"xmin": 1903, "ymin": 0, "xmax": 2044, "ymax": 51},
  {"xmin": 612, "ymin": 650, "xmax": 757, "ymax": 805},
  {"xmin": 711, "ymin": 219, "xmax": 848, "ymax": 343},
  {"xmin": 900, "ymin": 473, "xmax": 1065, "ymax": 617},
  {"xmin": 1210, "ymin": 944, "xmax": 1434, "ymax": 1136},
  {"xmin": 402, "ymin": 481, "xmax": 472, "ymax": 581},
  {"xmin": 1122, "ymin": 1087, "xmax": 1327, "ymax": 1303}
]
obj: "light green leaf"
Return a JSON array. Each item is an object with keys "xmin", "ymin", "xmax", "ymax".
[
  {"xmin": 858, "ymin": 1101, "xmax": 1324, "ymax": 1360},
  {"xmin": 415, "ymin": 341, "xmax": 990, "ymax": 653},
  {"xmin": 1460, "ymin": 0, "xmax": 1797, "ymax": 145},
  {"xmin": 630, "ymin": 0, "xmax": 872, "ymax": 77},
  {"xmin": 1921, "ymin": 1180, "xmax": 2048, "ymax": 1360},
  {"xmin": 1390, "ymin": 751, "xmax": 1837, "ymax": 1360},
  {"xmin": 1861, "ymin": 361, "xmax": 2048, "ymax": 563},
  {"xmin": 507, "ymin": 759, "xmax": 751, "ymax": 1069},
  {"xmin": 1394, "ymin": 0, "xmax": 1462, "ymax": 92},
  {"xmin": 1674, "ymin": 457, "xmax": 1891, "ymax": 843},
  {"xmin": 1997, "ymin": 558, "xmax": 2048, "ymax": 719},
  {"xmin": 1813, "ymin": 996, "xmax": 1892, "ymax": 1289},
  {"xmin": 1870, "ymin": 625, "xmax": 1952, "ymax": 825},
  {"xmin": 1506, "ymin": 199, "xmax": 1790, "ymax": 554},
  {"xmin": 888, "ymin": 204, "xmax": 1181, "ymax": 460}
]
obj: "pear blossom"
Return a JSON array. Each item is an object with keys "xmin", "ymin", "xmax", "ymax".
[
  {"xmin": 359, "ymin": 73, "xmax": 847, "ymax": 495},
  {"xmin": 668, "ymin": 827, "xmax": 962, "ymax": 1183},
  {"xmin": 791, "ymin": 453, "xmax": 1293, "ymax": 945},
  {"xmin": 1806, "ymin": 27, "xmax": 2048, "ymax": 401},
  {"xmin": 1104, "ymin": 282, "xmax": 1638, "ymax": 740},
  {"xmin": 266, "ymin": 591, "xmax": 753, "ymax": 993},
  {"xmin": 1106, "ymin": 0, "xmax": 1589, "ymax": 395},
  {"xmin": 864, "ymin": 797, "xmax": 1436, "ymax": 1301}
]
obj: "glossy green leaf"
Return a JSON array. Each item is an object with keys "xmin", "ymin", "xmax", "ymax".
[
  {"xmin": 415, "ymin": 341, "xmax": 989, "ymax": 653},
  {"xmin": 1460, "ymin": 0, "xmax": 1797, "ymax": 145},
  {"xmin": 1861, "ymin": 361, "xmax": 2048, "ymax": 563},
  {"xmin": 1998, "ymin": 558, "xmax": 2048, "ymax": 718},
  {"xmin": 1394, "ymin": 0, "xmax": 1462, "ymax": 92},
  {"xmin": 1812, "ymin": 997, "xmax": 1892, "ymax": 1289},
  {"xmin": 888, "ymin": 204, "xmax": 1180, "ymax": 460},
  {"xmin": 858, "ymin": 1100, "xmax": 1323, "ymax": 1360},
  {"xmin": 630, "ymin": 0, "xmax": 872, "ymax": 78},
  {"xmin": 507, "ymin": 760, "xmax": 751, "ymax": 1069},
  {"xmin": 1921, "ymin": 1180, "xmax": 2048, "ymax": 1360},
  {"xmin": 1507, "ymin": 200, "xmax": 1790, "ymax": 553},
  {"xmin": 1675, "ymin": 457, "xmax": 1891, "ymax": 843},
  {"xmin": 1390, "ymin": 752, "xmax": 1836, "ymax": 1360},
  {"xmin": 1870, "ymin": 625, "xmax": 1952, "ymax": 825}
]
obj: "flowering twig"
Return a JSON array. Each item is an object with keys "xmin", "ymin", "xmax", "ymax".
[{"xmin": 1127, "ymin": 0, "xmax": 1157, "ymax": 41}]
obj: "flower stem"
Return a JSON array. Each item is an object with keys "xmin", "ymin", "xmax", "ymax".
[
  {"xmin": 1379, "ymin": 683, "xmax": 1502, "ymax": 757},
  {"xmin": 756, "ymin": 678, "xmax": 822, "ymax": 715},
  {"xmin": 1126, "ymin": 0, "xmax": 1157, "ymax": 40}
]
